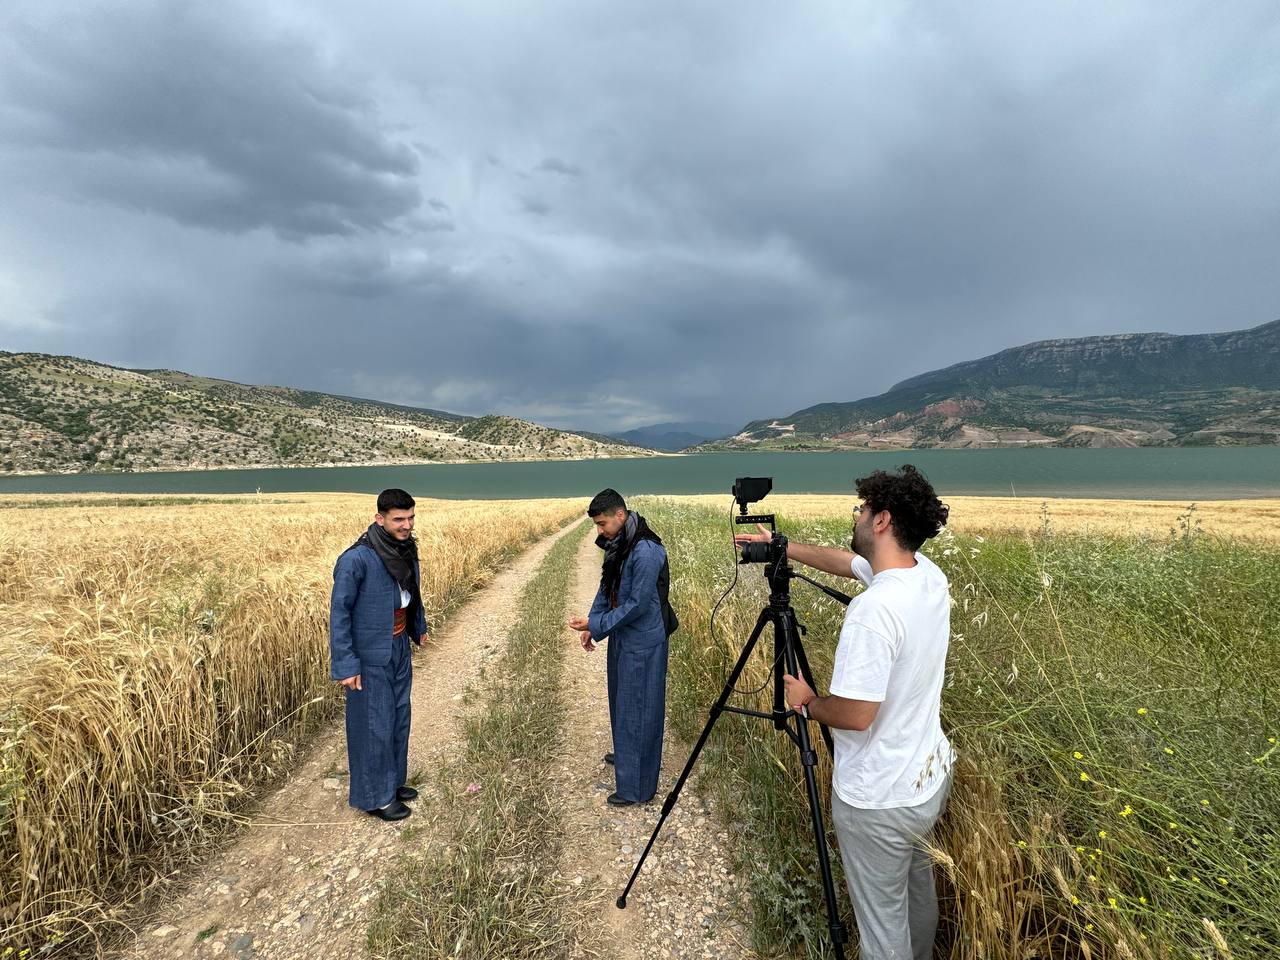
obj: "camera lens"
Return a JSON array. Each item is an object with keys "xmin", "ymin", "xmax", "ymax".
[{"xmin": 740, "ymin": 541, "xmax": 772, "ymax": 564}]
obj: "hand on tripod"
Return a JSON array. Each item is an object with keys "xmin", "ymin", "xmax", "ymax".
[{"xmin": 784, "ymin": 672, "xmax": 816, "ymax": 715}]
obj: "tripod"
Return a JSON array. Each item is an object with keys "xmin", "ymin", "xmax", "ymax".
[{"xmin": 616, "ymin": 534, "xmax": 853, "ymax": 959}]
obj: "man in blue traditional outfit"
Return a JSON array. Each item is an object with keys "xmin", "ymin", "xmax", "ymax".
[
  {"xmin": 569, "ymin": 489, "xmax": 677, "ymax": 807},
  {"xmin": 330, "ymin": 488, "xmax": 428, "ymax": 821}
]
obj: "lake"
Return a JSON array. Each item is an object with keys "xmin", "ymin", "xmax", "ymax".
[{"xmin": 1, "ymin": 448, "xmax": 1278, "ymax": 501}]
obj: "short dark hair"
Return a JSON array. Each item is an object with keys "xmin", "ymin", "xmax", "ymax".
[
  {"xmin": 587, "ymin": 488, "xmax": 627, "ymax": 517},
  {"xmin": 854, "ymin": 465, "xmax": 949, "ymax": 552},
  {"xmin": 377, "ymin": 488, "xmax": 415, "ymax": 514}
]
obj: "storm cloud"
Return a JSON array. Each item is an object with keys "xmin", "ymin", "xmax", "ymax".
[{"xmin": 2, "ymin": 0, "xmax": 1277, "ymax": 432}]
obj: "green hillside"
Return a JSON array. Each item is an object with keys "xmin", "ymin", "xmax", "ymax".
[
  {"xmin": 0, "ymin": 354, "xmax": 648, "ymax": 473},
  {"xmin": 706, "ymin": 319, "xmax": 1280, "ymax": 450}
]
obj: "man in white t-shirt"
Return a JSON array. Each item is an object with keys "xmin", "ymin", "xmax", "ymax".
[{"xmin": 736, "ymin": 465, "xmax": 953, "ymax": 960}]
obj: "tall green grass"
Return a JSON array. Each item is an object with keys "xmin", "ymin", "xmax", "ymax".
[
  {"xmin": 641, "ymin": 498, "xmax": 1280, "ymax": 959},
  {"xmin": 367, "ymin": 523, "xmax": 603, "ymax": 960}
]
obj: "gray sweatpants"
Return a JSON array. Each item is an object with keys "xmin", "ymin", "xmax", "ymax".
[{"xmin": 830, "ymin": 779, "xmax": 951, "ymax": 960}]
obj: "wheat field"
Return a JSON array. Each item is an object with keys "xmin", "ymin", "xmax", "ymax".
[
  {"xmin": 665, "ymin": 493, "xmax": 1280, "ymax": 542},
  {"xmin": 0, "ymin": 493, "xmax": 582, "ymax": 952}
]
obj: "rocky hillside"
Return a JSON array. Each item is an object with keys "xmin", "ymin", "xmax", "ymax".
[
  {"xmin": 0, "ymin": 354, "xmax": 648, "ymax": 473},
  {"xmin": 707, "ymin": 318, "xmax": 1280, "ymax": 449}
]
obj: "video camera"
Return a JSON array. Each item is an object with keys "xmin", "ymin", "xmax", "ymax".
[{"xmin": 732, "ymin": 476, "xmax": 787, "ymax": 566}]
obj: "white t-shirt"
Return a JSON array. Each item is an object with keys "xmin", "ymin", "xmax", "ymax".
[{"xmin": 828, "ymin": 552, "xmax": 954, "ymax": 809}]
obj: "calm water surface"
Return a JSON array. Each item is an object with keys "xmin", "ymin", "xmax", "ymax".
[{"xmin": 1, "ymin": 449, "xmax": 1278, "ymax": 500}]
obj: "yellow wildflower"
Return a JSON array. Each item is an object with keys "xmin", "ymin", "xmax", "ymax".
[
  {"xmin": 1080, "ymin": 772, "xmax": 1090, "ymax": 782},
  {"xmin": 1074, "ymin": 751, "xmax": 1084, "ymax": 760},
  {"xmin": 1201, "ymin": 799, "xmax": 1210, "ymax": 806},
  {"xmin": 1119, "ymin": 805, "xmax": 1133, "ymax": 817},
  {"xmin": 1218, "ymin": 877, "xmax": 1228, "ymax": 885},
  {"xmin": 1139, "ymin": 896, "xmax": 1147, "ymax": 905},
  {"xmin": 1163, "ymin": 747, "xmax": 1174, "ymax": 755},
  {"xmin": 1108, "ymin": 897, "xmax": 1118, "ymax": 909},
  {"xmin": 1137, "ymin": 707, "xmax": 1148, "ymax": 715},
  {"xmin": 1098, "ymin": 830, "xmax": 1108, "ymax": 839},
  {"xmin": 1072, "ymin": 896, "xmax": 1080, "ymax": 905}
]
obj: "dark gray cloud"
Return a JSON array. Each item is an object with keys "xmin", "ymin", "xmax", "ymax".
[
  {"xmin": 1, "ymin": 0, "xmax": 1278, "ymax": 433},
  {"xmin": 0, "ymin": 1, "xmax": 420, "ymax": 238},
  {"xmin": 536, "ymin": 158, "xmax": 584, "ymax": 179}
]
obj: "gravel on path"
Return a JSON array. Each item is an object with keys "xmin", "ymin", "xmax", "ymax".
[{"xmin": 555, "ymin": 530, "xmax": 759, "ymax": 960}]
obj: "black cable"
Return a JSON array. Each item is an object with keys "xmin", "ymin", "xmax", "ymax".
[
  {"xmin": 707, "ymin": 496, "xmax": 784, "ymax": 697},
  {"xmin": 706, "ymin": 496, "xmax": 740, "ymax": 681}
]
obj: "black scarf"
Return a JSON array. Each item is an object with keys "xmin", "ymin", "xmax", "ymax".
[
  {"xmin": 353, "ymin": 523, "xmax": 424, "ymax": 640},
  {"xmin": 597, "ymin": 511, "xmax": 663, "ymax": 608}
]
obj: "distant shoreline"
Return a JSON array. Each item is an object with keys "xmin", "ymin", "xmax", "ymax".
[
  {"xmin": 0, "ymin": 450, "xmax": 683, "ymax": 478},
  {"xmin": 3, "ymin": 447, "xmax": 1280, "ymax": 503},
  {"xmin": 9, "ymin": 442, "xmax": 1280, "ymax": 479}
]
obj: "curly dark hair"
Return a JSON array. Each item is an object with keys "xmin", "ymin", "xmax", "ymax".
[{"xmin": 854, "ymin": 464, "xmax": 949, "ymax": 551}]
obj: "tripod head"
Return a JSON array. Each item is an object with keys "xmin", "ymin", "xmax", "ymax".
[{"xmin": 733, "ymin": 474, "xmax": 852, "ymax": 607}]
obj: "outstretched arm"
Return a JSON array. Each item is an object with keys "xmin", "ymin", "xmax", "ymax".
[{"xmin": 734, "ymin": 524, "xmax": 860, "ymax": 579}]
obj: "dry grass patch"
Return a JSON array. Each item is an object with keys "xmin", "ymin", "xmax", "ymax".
[{"xmin": 0, "ymin": 493, "xmax": 582, "ymax": 953}]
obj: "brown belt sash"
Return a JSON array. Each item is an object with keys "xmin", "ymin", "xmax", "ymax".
[{"xmin": 393, "ymin": 607, "xmax": 407, "ymax": 636}]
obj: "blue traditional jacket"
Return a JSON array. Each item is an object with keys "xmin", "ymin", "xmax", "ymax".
[
  {"xmin": 329, "ymin": 543, "xmax": 427, "ymax": 680},
  {"xmin": 588, "ymin": 538, "xmax": 668, "ymax": 648}
]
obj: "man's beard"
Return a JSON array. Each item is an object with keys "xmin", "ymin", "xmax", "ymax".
[{"xmin": 851, "ymin": 522, "xmax": 874, "ymax": 562}]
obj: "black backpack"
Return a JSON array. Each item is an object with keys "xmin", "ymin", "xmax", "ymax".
[{"xmin": 657, "ymin": 556, "xmax": 679, "ymax": 637}]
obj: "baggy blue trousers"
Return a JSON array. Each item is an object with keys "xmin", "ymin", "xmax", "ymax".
[
  {"xmin": 606, "ymin": 634, "xmax": 669, "ymax": 803},
  {"xmin": 344, "ymin": 633, "xmax": 412, "ymax": 810}
]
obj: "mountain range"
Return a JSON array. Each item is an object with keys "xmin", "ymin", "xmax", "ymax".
[
  {"xmin": 607, "ymin": 420, "xmax": 737, "ymax": 452},
  {"xmin": 0, "ymin": 354, "xmax": 649, "ymax": 473},
  {"xmin": 705, "ymin": 318, "xmax": 1280, "ymax": 450},
  {"xmin": 6, "ymin": 318, "xmax": 1278, "ymax": 474}
]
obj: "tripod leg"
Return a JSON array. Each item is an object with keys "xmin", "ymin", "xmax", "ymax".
[
  {"xmin": 616, "ymin": 609, "xmax": 772, "ymax": 908},
  {"xmin": 792, "ymin": 632, "xmax": 835, "ymax": 757},
  {"xmin": 779, "ymin": 610, "xmax": 848, "ymax": 958}
]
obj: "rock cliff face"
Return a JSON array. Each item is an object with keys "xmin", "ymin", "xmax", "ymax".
[
  {"xmin": 706, "ymin": 319, "xmax": 1280, "ymax": 450},
  {"xmin": 893, "ymin": 320, "xmax": 1280, "ymax": 394},
  {"xmin": 0, "ymin": 354, "xmax": 649, "ymax": 473}
]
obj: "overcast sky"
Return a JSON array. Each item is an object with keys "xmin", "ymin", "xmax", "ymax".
[{"xmin": 1, "ymin": 1, "xmax": 1277, "ymax": 432}]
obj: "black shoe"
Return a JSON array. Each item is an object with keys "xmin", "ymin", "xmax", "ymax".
[
  {"xmin": 606, "ymin": 792, "xmax": 637, "ymax": 807},
  {"xmin": 366, "ymin": 799, "xmax": 411, "ymax": 821},
  {"xmin": 396, "ymin": 785, "xmax": 419, "ymax": 802},
  {"xmin": 603, "ymin": 752, "xmax": 615, "ymax": 765}
]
